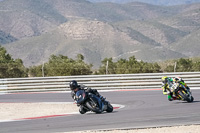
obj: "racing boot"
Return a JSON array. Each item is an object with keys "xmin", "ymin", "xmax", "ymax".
[
  {"xmin": 93, "ymin": 89, "xmax": 105, "ymax": 101},
  {"xmin": 100, "ymin": 95, "xmax": 106, "ymax": 101}
]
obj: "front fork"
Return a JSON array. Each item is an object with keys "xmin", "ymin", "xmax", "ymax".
[{"xmin": 177, "ymin": 88, "xmax": 191, "ymax": 100}]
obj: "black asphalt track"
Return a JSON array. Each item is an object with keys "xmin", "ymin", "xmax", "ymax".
[{"xmin": 0, "ymin": 89, "xmax": 200, "ymax": 133}]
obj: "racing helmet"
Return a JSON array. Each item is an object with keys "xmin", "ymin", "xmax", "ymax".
[
  {"xmin": 161, "ymin": 76, "xmax": 168, "ymax": 84},
  {"xmin": 69, "ymin": 80, "xmax": 79, "ymax": 90},
  {"xmin": 173, "ymin": 77, "xmax": 182, "ymax": 83}
]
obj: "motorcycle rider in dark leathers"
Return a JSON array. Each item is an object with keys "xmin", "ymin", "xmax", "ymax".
[{"xmin": 69, "ymin": 80, "xmax": 104, "ymax": 113}]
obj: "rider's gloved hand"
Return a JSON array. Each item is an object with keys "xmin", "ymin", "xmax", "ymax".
[{"xmin": 163, "ymin": 91, "xmax": 168, "ymax": 95}]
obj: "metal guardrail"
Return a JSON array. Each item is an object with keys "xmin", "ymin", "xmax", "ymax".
[{"xmin": 0, "ymin": 72, "xmax": 200, "ymax": 94}]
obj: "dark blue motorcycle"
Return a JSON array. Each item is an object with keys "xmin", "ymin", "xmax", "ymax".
[{"xmin": 75, "ymin": 89, "xmax": 113, "ymax": 114}]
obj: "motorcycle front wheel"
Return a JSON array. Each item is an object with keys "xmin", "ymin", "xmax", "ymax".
[
  {"xmin": 106, "ymin": 102, "xmax": 113, "ymax": 113},
  {"xmin": 190, "ymin": 96, "xmax": 194, "ymax": 102},
  {"xmin": 179, "ymin": 90, "xmax": 193, "ymax": 102}
]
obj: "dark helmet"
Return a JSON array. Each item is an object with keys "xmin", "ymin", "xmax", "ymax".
[
  {"xmin": 173, "ymin": 77, "xmax": 182, "ymax": 83},
  {"xmin": 69, "ymin": 80, "xmax": 79, "ymax": 90}
]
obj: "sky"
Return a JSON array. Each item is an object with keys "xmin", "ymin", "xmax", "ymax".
[{"xmin": 88, "ymin": 0, "xmax": 200, "ymax": 6}]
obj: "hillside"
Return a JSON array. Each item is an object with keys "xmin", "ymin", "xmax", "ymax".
[
  {"xmin": 0, "ymin": 0, "xmax": 183, "ymax": 40},
  {"xmin": 1, "ymin": 0, "xmax": 200, "ymax": 69},
  {"xmin": 170, "ymin": 29, "xmax": 200, "ymax": 57},
  {"xmin": 4, "ymin": 19, "xmax": 186, "ymax": 68},
  {"xmin": 0, "ymin": 30, "xmax": 17, "ymax": 44},
  {"xmin": 0, "ymin": 0, "xmax": 67, "ymax": 40}
]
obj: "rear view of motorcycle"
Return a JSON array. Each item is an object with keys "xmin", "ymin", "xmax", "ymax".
[{"xmin": 75, "ymin": 89, "xmax": 113, "ymax": 114}]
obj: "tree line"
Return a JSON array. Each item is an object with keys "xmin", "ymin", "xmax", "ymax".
[{"xmin": 1, "ymin": 45, "xmax": 200, "ymax": 78}]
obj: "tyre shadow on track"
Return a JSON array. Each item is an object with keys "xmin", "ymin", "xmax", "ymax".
[
  {"xmin": 173, "ymin": 100, "xmax": 200, "ymax": 104},
  {"xmin": 84, "ymin": 111, "xmax": 119, "ymax": 115},
  {"xmin": 190, "ymin": 101, "xmax": 200, "ymax": 103}
]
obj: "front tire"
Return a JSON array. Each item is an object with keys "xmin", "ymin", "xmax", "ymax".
[
  {"xmin": 179, "ymin": 90, "xmax": 192, "ymax": 102},
  {"xmin": 190, "ymin": 96, "xmax": 194, "ymax": 102},
  {"xmin": 106, "ymin": 103, "xmax": 113, "ymax": 113}
]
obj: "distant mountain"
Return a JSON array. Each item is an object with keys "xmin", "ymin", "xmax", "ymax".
[
  {"xmin": 0, "ymin": 0, "xmax": 183, "ymax": 40},
  {"xmin": 4, "ymin": 19, "xmax": 186, "ymax": 68},
  {"xmin": 0, "ymin": 0, "xmax": 67, "ymax": 40},
  {"xmin": 1, "ymin": 0, "xmax": 200, "ymax": 69},
  {"xmin": 171, "ymin": 29, "xmax": 200, "ymax": 57},
  {"xmin": 88, "ymin": 0, "xmax": 200, "ymax": 5},
  {"xmin": 0, "ymin": 30, "xmax": 17, "ymax": 44}
]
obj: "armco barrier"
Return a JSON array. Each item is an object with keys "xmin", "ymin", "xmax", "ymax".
[{"xmin": 0, "ymin": 72, "xmax": 200, "ymax": 93}]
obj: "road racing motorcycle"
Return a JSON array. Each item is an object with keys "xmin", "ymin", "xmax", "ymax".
[
  {"xmin": 75, "ymin": 89, "xmax": 113, "ymax": 114},
  {"xmin": 172, "ymin": 83, "xmax": 194, "ymax": 102}
]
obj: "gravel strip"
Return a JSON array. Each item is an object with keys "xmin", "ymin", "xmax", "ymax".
[{"xmin": 0, "ymin": 103, "xmax": 78, "ymax": 120}]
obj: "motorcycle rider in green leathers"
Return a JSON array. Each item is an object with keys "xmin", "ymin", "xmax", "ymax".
[{"xmin": 161, "ymin": 76, "xmax": 190, "ymax": 101}]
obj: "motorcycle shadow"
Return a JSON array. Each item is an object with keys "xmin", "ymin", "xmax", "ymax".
[
  {"xmin": 85, "ymin": 111, "xmax": 118, "ymax": 115},
  {"xmin": 192, "ymin": 101, "xmax": 200, "ymax": 103},
  {"xmin": 173, "ymin": 100, "xmax": 200, "ymax": 104}
]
